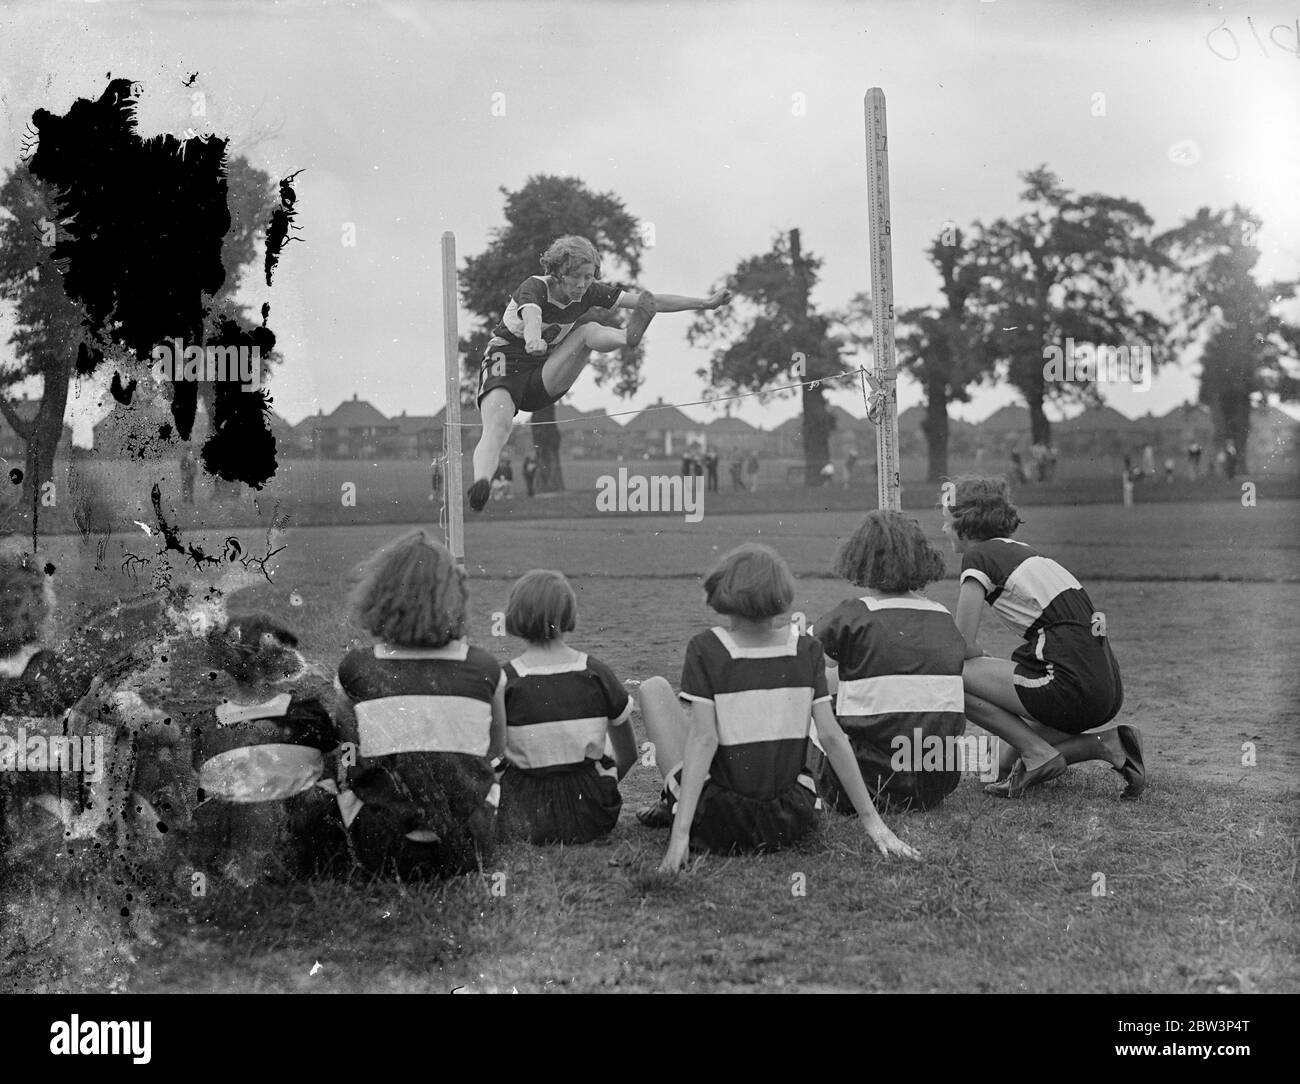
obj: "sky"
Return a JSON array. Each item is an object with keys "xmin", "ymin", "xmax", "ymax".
[{"xmin": 1, "ymin": 0, "xmax": 1298, "ymax": 445}]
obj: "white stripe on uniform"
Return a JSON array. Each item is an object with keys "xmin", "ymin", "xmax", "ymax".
[
  {"xmin": 712, "ymin": 686, "xmax": 812, "ymax": 745},
  {"xmin": 835, "ymin": 673, "xmax": 965, "ymax": 717},
  {"xmin": 355, "ymin": 696, "xmax": 492, "ymax": 757},
  {"xmin": 506, "ymin": 716, "xmax": 608, "ymax": 769}
]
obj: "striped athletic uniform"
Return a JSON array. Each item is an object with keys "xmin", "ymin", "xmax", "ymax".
[
  {"xmin": 477, "ymin": 276, "xmax": 626, "ymax": 413},
  {"xmin": 190, "ymin": 692, "xmax": 347, "ymax": 879},
  {"xmin": 498, "ymin": 652, "xmax": 631, "ymax": 844},
  {"xmin": 814, "ymin": 596, "xmax": 968, "ymax": 811},
  {"xmin": 335, "ymin": 641, "xmax": 502, "ymax": 878},
  {"xmin": 663, "ymin": 626, "xmax": 827, "ymax": 854},
  {"xmin": 961, "ymin": 538, "xmax": 1123, "ymax": 733}
]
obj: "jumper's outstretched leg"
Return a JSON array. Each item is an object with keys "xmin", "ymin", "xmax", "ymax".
[{"xmin": 540, "ymin": 321, "xmax": 626, "ymax": 400}]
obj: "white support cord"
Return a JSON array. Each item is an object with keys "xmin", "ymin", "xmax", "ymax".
[{"xmin": 442, "ymin": 365, "xmax": 877, "ymax": 430}]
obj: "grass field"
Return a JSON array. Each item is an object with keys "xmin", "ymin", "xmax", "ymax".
[{"xmin": 3, "ymin": 497, "xmax": 1298, "ymax": 993}]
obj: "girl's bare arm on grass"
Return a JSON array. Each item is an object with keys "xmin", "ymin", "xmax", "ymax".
[
  {"xmin": 609, "ymin": 715, "xmax": 638, "ymax": 781},
  {"xmin": 812, "ymin": 701, "xmax": 921, "ymax": 861},
  {"xmin": 954, "ymin": 579, "xmax": 990, "ymax": 660},
  {"xmin": 660, "ymin": 701, "xmax": 719, "ymax": 874},
  {"xmin": 488, "ymin": 674, "xmax": 507, "ymax": 760}
]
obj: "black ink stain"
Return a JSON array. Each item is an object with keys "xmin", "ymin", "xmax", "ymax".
[
  {"xmin": 27, "ymin": 77, "xmax": 285, "ymax": 488},
  {"xmin": 265, "ymin": 168, "xmax": 305, "ymax": 286},
  {"xmin": 110, "ymin": 370, "xmax": 137, "ymax": 405}
]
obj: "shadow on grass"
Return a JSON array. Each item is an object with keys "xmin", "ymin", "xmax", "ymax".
[{"xmin": 38, "ymin": 766, "xmax": 1283, "ymax": 994}]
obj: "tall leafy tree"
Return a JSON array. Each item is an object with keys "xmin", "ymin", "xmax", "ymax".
[
  {"xmin": 840, "ymin": 226, "xmax": 992, "ymax": 481},
  {"xmin": 688, "ymin": 229, "xmax": 840, "ymax": 484},
  {"xmin": 969, "ymin": 166, "xmax": 1168, "ymax": 445},
  {"xmin": 0, "ymin": 165, "xmax": 87, "ymax": 518},
  {"xmin": 1156, "ymin": 206, "xmax": 1299, "ymax": 471},
  {"xmin": 457, "ymin": 175, "xmax": 646, "ymax": 492}
]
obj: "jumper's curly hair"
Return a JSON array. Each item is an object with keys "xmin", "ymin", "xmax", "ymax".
[
  {"xmin": 505, "ymin": 569, "xmax": 577, "ymax": 643},
  {"xmin": 943, "ymin": 475, "xmax": 1023, "ymax": 542},
  {"xmin": 350, "ymin": 529, "xmax": 468, "ymax": 648},
  {"xmin": 0, "ymin": 551, "xmax": 53, "ymax": 656},
  {"xmin": 834, "ymin": 510, "xmax": 947, "ymax": 591},
  {"xmin": 704, "ymin": 543, "xmax": 796, "ymax": 621},
  {"xmin": 539, "ymin": 235, "xmax": 601, "ymax": 279}
]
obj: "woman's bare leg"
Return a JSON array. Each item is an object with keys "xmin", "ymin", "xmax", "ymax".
[
  {"xmin": 635, "ymin": 676, "xmax": 687, "ymax": 782},
  {"xmin": 541, "ymin": 323, "xmax": 626, "ymax": 400},
  {"xmin": 471, "ymin": 388, "xmax": 516, "ymax": 491}
]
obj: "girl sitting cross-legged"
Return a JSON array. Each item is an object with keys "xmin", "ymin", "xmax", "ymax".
[
  {"xmin": 497, "ymin": 569, "xmax": 638, "ymax": 844},
  {"xmin": 636, "ymin": 543, "xmax": 921, "ymax": 872}
]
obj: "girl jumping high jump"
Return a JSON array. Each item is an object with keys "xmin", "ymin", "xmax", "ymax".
[{"xmin": 469, "ymin": 235, "xmax": 731, "ymax": 511}]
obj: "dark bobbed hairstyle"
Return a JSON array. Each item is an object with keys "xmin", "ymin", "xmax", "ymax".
[
  {"xmin": 539, "ymin": 235, "xmax": 601, "ymax": 279},
  {"xmin": 351, "ymin": 529, "xmax": 468, "ymax": 648},
  {"xmin": 834, "ymin": 510, "xmax": 947, "ymax": 591},
  {"xmin": 505, "ymin": 569, "xmax": 578, "ymax": 643},
  {"xmin": 0, "ymin": 551, "xmax": 52, "ymax": 657},
  {"xmin": 703, "ymin": 543, "xmax": 796, "ymax": 621},
  {"xmin": 207, "ymin": 610, "xmax": 300, "ymax": 686},
  {"xmin": 944, "ymin": 475, "xmax": 1023, "ymax": 542}
]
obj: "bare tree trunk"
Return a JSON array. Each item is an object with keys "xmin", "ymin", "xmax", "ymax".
[
  {"xmin": 530, "ymin": 401, "xmax": 565, "ymax": 492},
  {"xmin": 923, "ymin": 377, "xmax": 950, "ymax": 482},
  {"xmin": 801, "ymin": 385, "xmax": 833, "ymax": 486}
]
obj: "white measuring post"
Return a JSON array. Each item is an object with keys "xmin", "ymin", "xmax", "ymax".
[
  {"xmin": 864, "ymin": 88, "xmax": 901, "ymax": 512},
  {"xmin": 441, "ymin": 230, "xmax": 466, "ymax": 567}
]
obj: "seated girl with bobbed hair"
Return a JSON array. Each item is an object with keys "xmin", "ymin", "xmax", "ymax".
[
  {"xmin": 944, "ymin": 476, "xmax": 1144, "ymax": 800},
  {"xmin": 637, "ymin": 543, "xmax": 920, "ymax": 872},
  {"xmin": 813, "ymin": 510, "xmax": 969, "ymax": 812},
  {"xmin": 497, "ymin": 569, "xmax": 638, "ymax": 844},
  {"xmin": 335, "ymin": 530, "xmax": 506, "ymax": 878}
]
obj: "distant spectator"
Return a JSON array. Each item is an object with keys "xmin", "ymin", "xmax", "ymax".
[
  {"xmin": 820, "ymin": 461, "xmax": 836, "ymax": 487},
  {"xmin": 730, "ymin": 454, "xmax": 745, "ymax": 492},
  {"xmin": 745, "ymin": 450, "xmax": 760, "ymax": 493},
  {"xmin": 180, "ymin": 448, "xmax": 196, "ymax": 505},
  {"xmin": 1141, "ymin": 444, "xmax": 1156, "ymax": 479},
  {"xmin": 704, "ymin": 449, "xmax": 719, "ymax": 493},
  {"xmin": 1164, "ymin": 457, "xmax": 1175, "ymax": 485},
  {"xmin": 1224, "ymin": 440, "xmax": 1238, "ymax": 480},
  {"xmin": 1009, "ymin": 448, "xmax": 1026, "ymax": 485},
  {"xmin": 844, "ymin": 448, "xmax": 859, "ymax": 490},
  {"xmin": 492, "ymin": 455, "xmax": 514, "ymax": 501},
  {"xmin": 430, "ymin": 457, "xmax": 444, "ymax": 503},
  {"xmin": 1030, "ymin": 442, "xmax": 1048, "ymax": 483},
  {"xmin": 1186, "ymin": 441, "xmax": 1203, "ymax": 480},
  {"xmin": 1214, "ymin": 449, "xmax": 1227, "ymax": 478},
  {"xmin": 522, "ymin": 451, "xmax": 538, "ymax": 498}
]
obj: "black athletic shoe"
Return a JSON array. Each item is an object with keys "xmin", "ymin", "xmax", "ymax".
[
  {"xmin": 635, "ymin": 797, "xmax": 674, "ymax": 828},
  {"xmin": 468, "ymin": 478, "xmax": 491, "ymax": 512}
]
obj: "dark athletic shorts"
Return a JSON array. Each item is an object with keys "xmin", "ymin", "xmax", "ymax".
[
  {"xmin": 1012, "ymin": 623, "xmax": 1124, "ymax": 734},
  {"xmin": 477, "ymin": 343, "xmax": 555, "ymax": 414}
]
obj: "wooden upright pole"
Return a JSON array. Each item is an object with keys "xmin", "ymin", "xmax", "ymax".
[
  {"xmin": 441, "ymin": 231, "xmax": 466, "ymax": 566},
  {"xmin": 864, "ymin": 88, "xmax": 901, "ymax": 511}
]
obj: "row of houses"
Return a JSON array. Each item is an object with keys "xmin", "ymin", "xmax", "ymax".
[{"xmin": 3, "ymin": 390, "xmax": 1296, "ymax": 467}]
